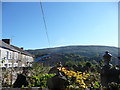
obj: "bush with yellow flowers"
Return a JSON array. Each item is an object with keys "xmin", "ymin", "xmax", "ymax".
[
  {"xmin": 57, "ymin": 67, "xmax": 101, "ymax": 89},
  {"xmin": 57, "ymin": 67, "xmax": 90, "ymax": 89}
]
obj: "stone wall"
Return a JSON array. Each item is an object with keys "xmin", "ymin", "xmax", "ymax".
[{"xmin": 2, "ymin": 87, "xmax": 48, "ymax": 90}]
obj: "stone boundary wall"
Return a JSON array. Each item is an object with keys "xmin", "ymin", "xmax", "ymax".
[{"xmin": 1, "ymin": 87, "xmax": 48, "ymax": 90}]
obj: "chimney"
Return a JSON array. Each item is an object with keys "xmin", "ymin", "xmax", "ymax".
[
  {"xmin": 21, "ymin": 47, "xmax": 24, "ymax": 50},
  {"xmin": 2, "ymin": 39, "xmax": 11, "ymax": 44}
]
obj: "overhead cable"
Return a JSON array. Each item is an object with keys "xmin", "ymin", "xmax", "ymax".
[{"xmin": 40, "ymin": 1, "xmax": 51, "ymax": 48}]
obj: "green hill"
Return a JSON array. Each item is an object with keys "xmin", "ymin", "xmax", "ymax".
[
  {"xmin": 26, "ymin": 45, "xmax": 119, "ymax": 65},
  {"xmin": 27, "ymin": 45, "xmax": 119, "ymax": 57}
]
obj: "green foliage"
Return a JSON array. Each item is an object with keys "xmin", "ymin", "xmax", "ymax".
[
  {"xmin": 26, "ymin": 62, "xmax": 56, "ymax": 88},
  {"xmin": 85, "ymin": 62, "xmax": 92, "ymax": 68},
  {"xmin": 31, "ymin": 62, "xmax": 50, "ymax": 75},
  {"xmin": 93, "ymin": 81, "xmax": 101, "ymax": 88},
  {"xmin": 28, "ymin": 73, "xmax": 56, "ymax": 88},
  {"xmin": 108, "ymin": 82, "xmax": 120, "ymax": 90}
]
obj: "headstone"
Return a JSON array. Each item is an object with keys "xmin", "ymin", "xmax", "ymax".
[
  {"xmin": 13, "ymin": 67, "xmax": 28, "ymax": 88},
  {"xmin": 47, "ymin": 72, "xmax": 67, "ymax": 90},
  {"xmin": 101, "ymin": 51, "xmax": 120, "ymax": 87},
  {"xmin": 48, "ymin": 62, "xmax": 62, "ymax": 74},
  {"xmin": 47, "ymin": 62, "xmax": 67, "ymax": 90}
]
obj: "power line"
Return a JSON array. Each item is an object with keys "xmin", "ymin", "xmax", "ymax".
[{"xmin": 40, "ymin": 1, "xmax": 51, "ymax": 48}]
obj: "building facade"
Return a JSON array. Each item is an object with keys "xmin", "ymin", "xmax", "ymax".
[{"xmin": 0, "ymin": 39, "xmax": 33, "ymax": 68}]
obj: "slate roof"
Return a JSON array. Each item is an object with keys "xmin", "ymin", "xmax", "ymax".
[
  {"xmin": 0, "ymin": 40, "xmax": 32, "ymax": 56},
  {"xmin": 0, "ymin": 40, "xmax": 18, "ymax": 52},
  {"xmin": 11, "ymin": 45, "xmax": 32, "ymax": 56}
]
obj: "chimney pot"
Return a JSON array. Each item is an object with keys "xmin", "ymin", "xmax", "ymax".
[{"xmin": 2, "ymin": 39, "xmax": 11, "ymax": 44}]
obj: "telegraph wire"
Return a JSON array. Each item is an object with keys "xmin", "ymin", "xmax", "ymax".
[{"xmin": 40, "ymin": 1, "xmax": 51, "ymax": 48}]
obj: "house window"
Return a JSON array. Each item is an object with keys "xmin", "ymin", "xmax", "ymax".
[
  {"xmin": 4, "ymin": 64, "xmax": 7, "ymax": 67},
  {"xmin": 9, "ymin": 64, "xmax": 11, "ymax": 67},
  {"xmin": 6, "ymin": 51, "xmax": 9, "ymax": 59},
  {"xmin": 10, "ymin": 52, "xmax": 12, "ymax": 59}
]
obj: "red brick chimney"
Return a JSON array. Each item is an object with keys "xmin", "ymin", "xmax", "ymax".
[{"xmin": 2, "ymin": 39, "xmax": 11, "ymax": 44}]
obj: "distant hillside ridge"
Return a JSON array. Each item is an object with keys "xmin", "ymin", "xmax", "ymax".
[{"xmin": 26, "ymin": 45, "xmax": 119, "ymax": 57}]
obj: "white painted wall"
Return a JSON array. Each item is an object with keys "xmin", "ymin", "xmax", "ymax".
[{"xmin": 0, "ymin": 47, "xmax": 33, "ymax": 68}]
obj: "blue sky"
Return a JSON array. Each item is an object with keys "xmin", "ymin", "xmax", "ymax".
[{"xmin": 2, "ymin": 2, "xmax": 118, "ymax": 49}]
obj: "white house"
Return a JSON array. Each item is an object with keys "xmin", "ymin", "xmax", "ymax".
[{"xmin": 0, "ymin": 39, "xmax": 34, "ymax": 68}]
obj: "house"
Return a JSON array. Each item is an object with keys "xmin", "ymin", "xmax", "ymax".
[{"xmin": 0, "ymin": 39, "xmax": 33, "ymax": 68}]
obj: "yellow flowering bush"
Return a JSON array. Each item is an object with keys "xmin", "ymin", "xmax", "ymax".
[{"xmin": 57, "ymin": 67, "xmax": 90, "ymax": 89}]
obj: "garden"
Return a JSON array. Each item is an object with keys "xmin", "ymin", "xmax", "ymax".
[{"xmin": 1, "ymin": 58, "xmax": 120, "ymax": 90}]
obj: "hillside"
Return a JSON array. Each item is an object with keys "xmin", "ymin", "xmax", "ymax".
[{"xmin": 27, "ymin": 45, "xmax": 119, "ymax": 57}]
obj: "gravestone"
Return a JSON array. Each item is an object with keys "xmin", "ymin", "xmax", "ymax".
[
  {"xmin": 47, "ymin": 62, "xmax": 68, "ymax": 90},
  {"xmin": 47, "ymin": 72, "xmax": 67, "ymax": 90},
  {"xmin": 101, "ymin": 51, "xmax": 120, "ymax": 87},
  {"xmin": 13, "ymin": 67, "xmax": 28, "ymax": 88},
  {"xmin": 48, "ymin": 62, "xmax": 63, "ymax": 74}
]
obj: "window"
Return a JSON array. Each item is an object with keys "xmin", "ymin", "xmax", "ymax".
[
  {"xmin": 4, "ymin": 64, "xmax": 7, "ymax": 67},
  {"xmin": 10, "ymin": 52, "xmax": 12, "ymax": 59},
  {"xmin": 6, "ymin": 51, "xmax": 9, "ymax": 59},
  {"xmin": 9, "ymin": 64, "xmax": 11, "ymax": 67}
]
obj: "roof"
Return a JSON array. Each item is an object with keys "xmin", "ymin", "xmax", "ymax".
[
  {"xmin": 0, "ymin": 40, "xmax": 32, "ymax": 56},
  {"xmin": 11, "ymin": 45, "xmax": 32, "ymax": 56},
  {"xmin": 0, "ymin": 40, "xmax": 18, "ymax": 52}
]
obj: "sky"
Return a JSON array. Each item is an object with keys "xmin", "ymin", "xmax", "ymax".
[{"xmin": 2, "ymin": 2, "xmax": 118, "ymax": 49}]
